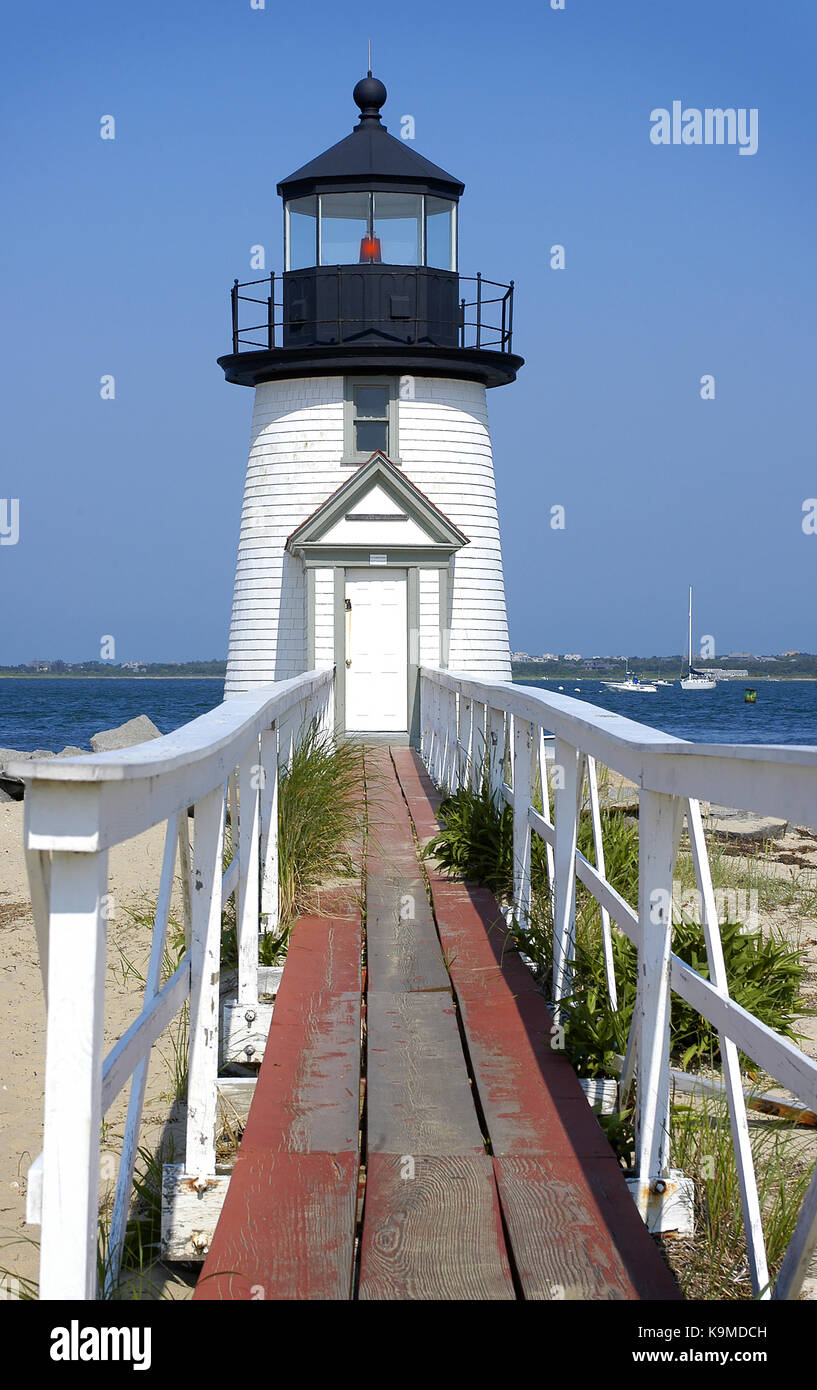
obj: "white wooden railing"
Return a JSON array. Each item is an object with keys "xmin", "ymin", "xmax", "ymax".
[
  {"xmin": 10, "ymin": 669, "xmax": 333, "ymax": 1300},
  {"xmin": 420, "ymin": 666, "xmax": 817, "ymax": 1301}
]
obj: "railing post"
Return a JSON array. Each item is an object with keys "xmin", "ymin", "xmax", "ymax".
[
  {"xmin": 231, "ymin": 279, "xmax": 239, "ymax": 353},
  {"xmin": 237, "ymin": 738, "xmax": 262, "ymax": 1008},
  {"xmin": 552, "ymin": 740, "xmax": 584, "ymax": 1011},
  {"xmin": 512, "ymin": 717, "xmax": 533, "ymax": 930},
  {"xmin": 459, "ymin": 297, "xmax": 466, "ymax": 347},
  {"xmin": 268, "ymin": 271, "xmax": 274, "ymax": 348},
  {"xmin": 633, "ymin": 790, "xmax": 682, "ymax": 1210},
  {"xmin": 475, "ymin": 271, "xmax": 482, "ymax": 348},
  {"xmin": 39, "ymin": 844, "xmax": 108, "ymax": 1300},
  {"xmin": 186, "ymin": 786, "xmax": 225, "ymax": 1180},
  {"xmin": 259, "ymin": 723, "xmax": 280, "ymax": 935},
  {"xmin": 507, "ymin": 279, "xmax": 514, "ymax": 353}
]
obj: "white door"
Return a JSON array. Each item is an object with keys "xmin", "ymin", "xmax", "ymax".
[{"xmin": 344, "ymin": 568, "xmax": 408, "ymax": 732}]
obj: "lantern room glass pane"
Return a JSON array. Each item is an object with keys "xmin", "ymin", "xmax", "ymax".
[
  {"xmin": 286, "ymin": 197, "xmax": 317, "ymax": 270},
  {"xmin": 319, "ymin": 192, "xmax": 370, "ymax": 265},
  {"xmin": 373, "ymin": 193, "xmax": 422, "ymax": 266},
  {"xmin": 426, "ymin": 197, "xmax": 456, "ymax": 270}
]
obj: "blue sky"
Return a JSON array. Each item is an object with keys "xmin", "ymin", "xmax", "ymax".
[{"xmin": 1, "ymin": 0, "xmax": 815, "ymax": 662}]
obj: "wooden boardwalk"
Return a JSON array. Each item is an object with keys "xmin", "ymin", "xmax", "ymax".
[{"xmin": 195, "ymin": 748, "xmax": 678, "ymax": 1301}]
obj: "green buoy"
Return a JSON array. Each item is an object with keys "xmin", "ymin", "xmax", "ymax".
[{"xmin": 745, "ymin": 688, "xmax": 757, "ymax": 704}]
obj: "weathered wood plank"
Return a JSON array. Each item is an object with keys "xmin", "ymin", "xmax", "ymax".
[
  {"xmin": 239, "ymin": 915, "xmax": 363, "ymax": 1154},
  {"xmin": 493, "ymin": 1154, "xmax": 678, "ymax": 1300},
  {"xmin": 429, "ymin": 879, "xmax": 542, "ymax": 1000},
  {"xmin": 195, "ymin": 904, "xmax": 363, "ymax": 1300},
  {"xmin": 359, "ymin": 1153, "xmax": 514, "ymax": 1300},
  {"xmin": 194, "ymin": 1152, "xmax": 358, "ymax": 1300},
  {"xmin": 244, "ymin": 1001, "xmax": 361, "ymax": 1154},
  {"xmin": 366, "ymin": 880, "xmax": 450, "ymax": 993},
  {"xmin": 367, "ymin": 992, "xmax": 484, "ymax": 1156},
  {"xmin": 455, "ymin": 990, "xmax": 614, "ymax": 1154}
]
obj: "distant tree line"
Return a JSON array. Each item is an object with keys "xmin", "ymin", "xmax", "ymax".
[
  {"xmin": 0, "ymin": 660, "xmax": 228, "ymax": 678},
  {"xmin": 512, "ymin": 654, "xmax": 817, "ymax": 681}
]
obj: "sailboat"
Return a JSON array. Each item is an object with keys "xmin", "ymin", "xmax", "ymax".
[
  {"xmin": 680, "ymin": 587, "xmax": 715, "ymax": 690},
  {"xmin": 604, "ymin": 660, "xmax": 657, "ymax": 693}
]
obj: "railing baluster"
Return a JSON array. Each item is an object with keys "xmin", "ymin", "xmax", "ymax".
[
  {"xmin": 536, "ymin": 727, "xmax": 556, "ymax": 914},
  {"xmin": 231, "ymin": 279, "xmax": 239, "ymax": 353},
  {"xmin": 471, "ymin": 700, "xmax": 486, "ymax": 790},
  {"xmin": 687, "ymin": 796, "xmax": 769, "ymax": 1297},
  {"xmin": 488, "ymin": 706, "xmax": 505, "ymax": 809},
  {"xmin": 104, "ymin": 818, "xmax": 179, "ymax": 1293},
  {"xmin": 587, "ymin": 755, "xmax": 617, "ymax": 1012},
  {"xmin": 237, "ymin": 739, "xmax": 262, "ymax": 1009},
  {"xmin": 259, "ymin": 723, "xmax": 280, "ymax": 936},
  {"xmin": 552, "ymin": 740, "xmax": 584, "ymax": 1011},
  {"xmin": 177, "ymin": 809, "xmax": 193, "ymax": 948},
  {"xmin": 512, "ymin": 717, "xmax": 534, "ymax": 930},
  {"xmin": 459, "ymin": 695, "xmax": 473, "ymax": 785},
  {"xmin": 186, "ymin": 786, "xmax": 225, "ymax": 1181},
  {"xmin": 633, "ymin": 790, "xmax": 682, "ymax": 1210}
]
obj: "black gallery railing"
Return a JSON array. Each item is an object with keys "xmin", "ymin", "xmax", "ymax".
[{"xmin": 228, "ymin": 270, "xmax": 515, "ymax": 354}]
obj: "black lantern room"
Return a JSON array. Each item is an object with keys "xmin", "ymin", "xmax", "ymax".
[{"xmin": 219, "ymin": 75, "xmax": 523, "ymax": 388}]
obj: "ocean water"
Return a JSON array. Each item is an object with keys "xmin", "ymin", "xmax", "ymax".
[
  {"xmin": 0, "ymin": 678, "xmax": 225, "ymax": 752},
  {"xmin": 2, "ymin": 676, "xmax": 817, "ymax": 753},
  {"xmin": 524, "ymin": 678, "xmax": 817, "ymax": 746}
]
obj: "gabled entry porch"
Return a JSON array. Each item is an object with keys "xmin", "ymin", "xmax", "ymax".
[{"xmin": 286, "ymin": 450, "xmax": 467, "ymax": 739}]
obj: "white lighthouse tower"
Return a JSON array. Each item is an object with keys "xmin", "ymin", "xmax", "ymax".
[{"xmin": 221, "ymin": 74, "xmax": 523, "ymax": 741}]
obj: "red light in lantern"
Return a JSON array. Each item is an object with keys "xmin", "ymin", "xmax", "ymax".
[{"xmin": 359, "ymin": 235, "xmax": 382, "ymax": 263}]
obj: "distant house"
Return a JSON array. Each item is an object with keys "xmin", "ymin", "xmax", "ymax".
[{"xmin": 30, "ymin": 660, "xmax": 51, "ymax": 671}]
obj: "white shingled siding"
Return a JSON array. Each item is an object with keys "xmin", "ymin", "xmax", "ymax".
[
  {"xmin": 226, "ymin": 374, "xmax": 511, "ymax": 694},
  {"xmin": 399, "ymin": 379, "xmax": 510, "ymax": 680}
]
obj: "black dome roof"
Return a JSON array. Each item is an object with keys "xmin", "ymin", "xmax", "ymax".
[{"xmin": 277, "ymin": 75, "xmax": 464, "ymax": 201}]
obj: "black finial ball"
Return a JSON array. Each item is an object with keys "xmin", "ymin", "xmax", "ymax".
[{"xmin": 354, "ymin": 75, "xmax": 387, "ymax": 115}]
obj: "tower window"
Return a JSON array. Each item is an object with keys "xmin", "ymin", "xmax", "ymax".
[
  {"xmin": 354, "ymin": 386, "xmax": 389, "ymax": 452},
  {"xmin": 343, "ymin": 377, "xmax": 399, "ymax": 464}
]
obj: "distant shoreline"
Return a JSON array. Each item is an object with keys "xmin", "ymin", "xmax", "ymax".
[
  {"xmin": 0, "ymin": 674, "xmax": 224, "ymax": 681},
  {"xmin": 512, "ymin": 676, "xmax": 817, "ymax": 684}
]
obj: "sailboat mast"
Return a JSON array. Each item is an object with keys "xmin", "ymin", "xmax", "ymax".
[{"xmin": 688, "ymin": 585, "xmax": 693, "ymax": 676}]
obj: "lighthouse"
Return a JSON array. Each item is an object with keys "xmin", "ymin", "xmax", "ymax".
[{"xmin": 220, "ymin": 74, "xmax": 523, "ymax": 741}]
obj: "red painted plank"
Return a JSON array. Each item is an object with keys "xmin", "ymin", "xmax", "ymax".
[
  {"xmin": 194, "ymin": 1152, "xmax": 358, "ymax": 1301},
  {"xmin": 493, "ymin": 1154, "xmax": 678, "ymax": 1300},
  {"xmin": 195, "ymin": 908, "xmax": 363, "ymax": 1301},
  {"xmin": 358, "ymin": 1153, "xmax": 514, "ymax": 1301}
]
